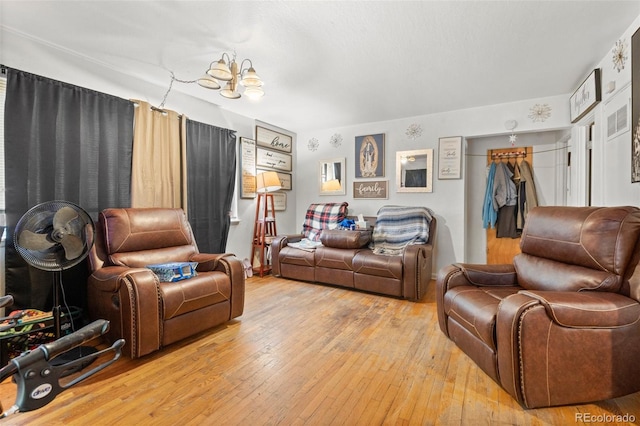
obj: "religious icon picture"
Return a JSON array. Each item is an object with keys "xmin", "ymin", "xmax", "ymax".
[{"xmin": 355, "ymin": 133, "xmax": 385, "ymax": 178}]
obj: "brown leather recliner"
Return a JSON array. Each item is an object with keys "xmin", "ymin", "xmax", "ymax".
[
  {"xmin": 87, "ymin": 208, "xmax": 244, "ymax": 358},
  {"xmin": 436, "ymin": 206, "xmax": 640, "ymax": 408}
]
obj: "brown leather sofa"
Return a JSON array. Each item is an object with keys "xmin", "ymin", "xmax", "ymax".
[
  {"xmin": 87, "ymin": 208, "xmax": 245, "ymax": 358},
  {"xmin": 436, "ymin": 206, "xmax": 640, "ymax": 408},
  {"xmin": 271, "ymin": 211, "xmax": 436, "ymax": 301}
]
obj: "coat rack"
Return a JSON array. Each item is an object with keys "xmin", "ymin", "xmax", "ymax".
[{"xmin": 490, "ymin": 149, "xmax": 527, "ymax": 160}]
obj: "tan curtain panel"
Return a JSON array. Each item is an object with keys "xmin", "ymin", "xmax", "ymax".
[{"xmin": 131, "ymin": 100, "xmax": 187, "ymax": 209}]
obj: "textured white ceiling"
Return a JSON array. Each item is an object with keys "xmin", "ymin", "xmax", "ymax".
[{"xmin": 1, "ymin": 1, "xmax": 639, "ymax": 132}]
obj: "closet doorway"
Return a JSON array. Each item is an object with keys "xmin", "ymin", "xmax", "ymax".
[
  {"xmin": 464, "ymin": 130, "xmax": 569, "ymax": 265},
  {"xmin": 486, "ymin": 147, "xmax": 532, "ymax": 264}
]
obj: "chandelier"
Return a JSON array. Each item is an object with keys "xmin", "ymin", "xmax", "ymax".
[
  {"xmin": 197, "ymin": 52, "xmax": 264, "ymax": 100},
  {"xmin": 158, "ymin": 51, "xmax": 264, "ymax": 109}
]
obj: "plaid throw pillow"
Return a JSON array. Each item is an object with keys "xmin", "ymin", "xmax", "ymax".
[{"xmin": 302, "ymin": 202, "xmax": 348, "ymax": 241}]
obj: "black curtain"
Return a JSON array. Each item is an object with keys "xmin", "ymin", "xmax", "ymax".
[
  {"xmin": 186, "ymin": 120, "xmax": 236, "ymax": 253},
  {"xmin": 4, "ymin": 68, "xmax": 134, "ymax": 312}
]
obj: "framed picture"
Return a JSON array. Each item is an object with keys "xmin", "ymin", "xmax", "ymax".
[
  {"xmin": 353, "ymin": 180, "xmax": 388, "ymax": 199},
  {"xmin": 272, "ymin": 192, "xmax": 287, "ymax": 211},
  {"xmin": 438, "ymin": 136, "xmax": 462, "ymax": 179},
  {"xmin": 632, "ymin": 28, "xmax": 640, "ymax": 182},
  {"xmin": 257, "ymin": 169, "xmax": 292, "ymax": 191},
  {"xmin": 570, "ymin": 68, "xmax": 602, "ymax": 123},
  {"xmin": 256, "ymin": 147, "xmax": 292, "ymax": 172},
  {"xmin": 355, "ymin": 134, "xmax": 384, "ymax": 178},
  {"xmin": 256, "ymin": 125, "xmax": 292, "ymax": 153},
  {"xmin": 240, "ymin": 137, "xmax": 257, "ymax": 198}
]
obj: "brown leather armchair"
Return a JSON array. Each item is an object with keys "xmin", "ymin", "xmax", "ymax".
[
  {"xmin": 87, "ymin": 208, "xmax": 244, "ymax": 358},
  {"xmin": 436, "ymin": 206, "xmax": 640, "ymax": 408}
]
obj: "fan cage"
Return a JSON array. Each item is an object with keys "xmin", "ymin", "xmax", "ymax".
[{"xmin": 14, "ymin": 201, "xmax": 95, "ymax": 271}]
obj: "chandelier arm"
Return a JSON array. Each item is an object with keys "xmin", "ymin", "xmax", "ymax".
[{"xmin": 239, "ymin": 59, "xmax": 254, "ymax": 74}]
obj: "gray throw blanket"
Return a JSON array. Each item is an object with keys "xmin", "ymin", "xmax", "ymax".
[{"xmin": 370, "ymin": 206, "xmax": 433, "ymax": 256}]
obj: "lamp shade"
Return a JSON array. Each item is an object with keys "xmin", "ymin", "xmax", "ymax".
[
  {"xmin": 240, "ymin": 67, "xmax": 263, "ymax": 87},
  {"xmin": 197, "ymin": 74, "xmax": 221, "ymax": 89},
  {"xmin": 207, "ymin": 59, "xmax": 233, "ymax": 81},
  {"xmin": 220, "ymin": 81, "xmax": 241, "ymax": 99},
  {"xmin": 256, "ymin": 171, "xmax": 281, "ymax": 193}
]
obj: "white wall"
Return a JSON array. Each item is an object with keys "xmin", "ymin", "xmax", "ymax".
[{"xmin": 297, "ymin": 94, "xmax": 572, "ymax": 272}]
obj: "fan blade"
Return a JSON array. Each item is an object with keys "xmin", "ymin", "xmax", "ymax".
[
  {"xmin": 53, "ymin": 206, "xmax": 79, "ymax": 230},
  {"xmin": 59, "ymin": 234, "xmax": 85, "ymax": 260},
  {"xmin": 18, "ymin": 230, "xmax": 56, "ymax": 251}
]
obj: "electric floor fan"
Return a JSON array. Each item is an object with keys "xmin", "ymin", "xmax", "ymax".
[{"xmin": 0, "ymin": 201, "xmax": 124, "ymax": 417}]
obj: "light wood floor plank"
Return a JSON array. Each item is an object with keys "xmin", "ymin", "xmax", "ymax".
[{"xmin": 0, "ymin": 276, "xmax": 638, "ymax": 425}]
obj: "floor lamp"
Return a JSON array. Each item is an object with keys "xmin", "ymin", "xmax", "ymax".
[{"xmin": 252, "ymin": 171, "xmax": 281, "ymax": 276}]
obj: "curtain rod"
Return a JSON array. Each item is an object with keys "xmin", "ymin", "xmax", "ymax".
[{"xmin": 131, "ymin": 100, "xmax": 183, "ymax": 119}]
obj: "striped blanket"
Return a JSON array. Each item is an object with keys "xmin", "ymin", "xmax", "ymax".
[{"xmin": 370, "ymin": 206, "xmax": 433, "ymax": 255}]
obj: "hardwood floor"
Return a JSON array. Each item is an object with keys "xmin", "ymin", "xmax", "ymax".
[{"xmin": 1, "ymin": 276, "xmax": 639, "ymax": 425}]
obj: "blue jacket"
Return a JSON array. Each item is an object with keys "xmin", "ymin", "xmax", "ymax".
[{"xmin": 482, "ymin": 162, "xmax": 497, "ymax": 229}]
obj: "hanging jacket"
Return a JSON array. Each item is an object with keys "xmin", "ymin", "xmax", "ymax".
[
  {"xmin": 493, "ymin": 161, "xmax": 517, "ymax": 210},
  {"xmin": 482, "ymin": 162, "xmax": 497, "ymax": 229},
  {"xmin": 517, "ymin": 160, "xmax": 539, "ymax": 228}
]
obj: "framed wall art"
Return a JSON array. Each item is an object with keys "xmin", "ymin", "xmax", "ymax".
[
  {"xmin": 570, "ymin": 68, "xmax": 602, "ymax": 123},
  {"xmin": 256, "ymin": 147, "xmax": 292, "ymax": 172},
  {"xmin": 355, "ymin": 133, "xmax": 384, "ymax": 178},
  {"xmin": 353, "ymin": 180, "xmax": 388, "ymax": 199},
  {"xmin": 240, "ymin": 137, "xmax": 257, "ymax": 198},
  {"xmin": 438, "ymin": 136, "xmax": 462, "ymax": 179},
  {"xmin": 256, "ymin": 125, "xmax": 292, "ymax": 153},
  {"xmin": 272, "ymin": 192, "xmax": 287, "ymax": 211}
]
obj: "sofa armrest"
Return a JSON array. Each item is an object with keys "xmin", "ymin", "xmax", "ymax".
[
  {"xmin": 496, "ymin": 291, "xmax": 640, "ymax": 408},
  {"xmin": 189, "ymin": 253, "xmax": 231, "ymax": 272},
  {"xmin": 211, "ymin": 255, "xmax": 245, "ymax": 319},
  {"xmin": 436, "ymin": 263, "xmax": 517, "ymax": 336},
  {"xmin": 88, "ymin": 267, "xmax": 162, "ymax": 358},
  {"xmin": 402, "ymin": 244, "xmax": 433, "ymax": 301},
  {"xmin": 518, "ymin": 290, "xmax": 640, "ymax": 328},
  {"xmin": 271, "ymin": 234, "xmax": 304, "ymax": 276},
  {"xmin": 455, "ymin": 263, "xmax": 518, "ymax": 287}
]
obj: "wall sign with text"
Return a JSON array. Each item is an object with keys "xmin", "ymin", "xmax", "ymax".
[
  {"xmin": 256, "ymin": 147, "xmax": 292, "ymax": 172},
  {"xmin": 352, "ymin": 180, "xmax": 388, "ymax": 199},
  {"xmin": 256, "ymin": 126, "xmax": 292, "ymax": 153},
  {"xmin": 240, "ymin": 137, "xmax": 257, "ymax": 198},
  {"xmin": 570, "ymin": 69, "xmax": 601, "ymax": 123}
]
